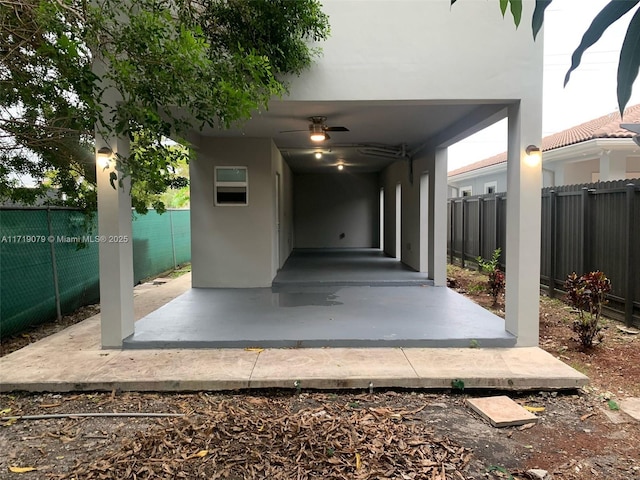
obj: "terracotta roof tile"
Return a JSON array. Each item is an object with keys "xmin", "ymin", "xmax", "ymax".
[{"xmin": 448, "ymin": 104, "xmax": 640, "ymax": 177}]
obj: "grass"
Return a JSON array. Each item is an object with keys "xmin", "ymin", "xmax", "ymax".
[{"xmin": 168, "ymin": 264, "xmax": 191, "ymax": 278}]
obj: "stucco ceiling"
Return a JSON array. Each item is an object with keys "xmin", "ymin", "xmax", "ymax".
[{"xmin": 198, "ymin": 100, "xmax": 507, "ymax": 173}]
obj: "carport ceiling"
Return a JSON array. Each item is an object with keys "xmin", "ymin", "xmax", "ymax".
[{"xmin": 199, "ymin": 100, "xmax": 504, "ymax": 173}]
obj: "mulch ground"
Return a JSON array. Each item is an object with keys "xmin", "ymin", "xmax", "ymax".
[{"xmin": 2, "ymin": 265, "xmax": 640, "ymax": 479}]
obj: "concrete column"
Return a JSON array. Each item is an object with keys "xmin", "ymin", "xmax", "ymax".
[
  {"xmin": 599, "ymin": 150, "xmax": 627, "ymax": 181},
  {"xmin": 553, "ymin": 163, "xmax": 565, "ymax": 186},
  {"xmin": 96, "ymin": 135, "xmax": 134, "ymax": 348},
  {"xmin": 428, "ymin": 148, "xmax": 448, "ymax": 286},
  {"xmin": 505, "ymin": 101, "xmax": 542, "ymax": 347}
]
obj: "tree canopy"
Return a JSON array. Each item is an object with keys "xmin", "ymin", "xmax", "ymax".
[
  {"xmin": 0, "ymin": 0, "xmax": 329, "ymax": 213},
  {"xmin": 452, "ymin": 0, "xmax": 640, "ymax": 116}
]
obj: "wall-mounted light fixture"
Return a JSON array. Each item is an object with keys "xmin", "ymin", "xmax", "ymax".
[
  {"xmin": 337, "ymin": 164, "xmax": 344, "ymax": 171},
  {"xmin": 96, "ymin": 146, "xmax": 114, "ymax": 169},
  {"xmin": 309, "ymin": 124, "xmax": 326, "ymax": 142},
  {"xmin": 524, "ymin": 144, "xmax": 542, "ymax": 167},
  {"xmin": 315, "ymin": 152, "xmax": 323, "ymax": 160}
]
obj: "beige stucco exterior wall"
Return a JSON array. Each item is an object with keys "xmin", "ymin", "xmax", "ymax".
[
  {"xmin": 190, "ymin": 137, "xmax": 290, "ymax": 287},
  {"xmin": 294, "ymin": 173, "xmax": 379, "ymax": 248},
  {"xmin": 285, "ymin": 0, "xmax": 542, "ymax": 103}
]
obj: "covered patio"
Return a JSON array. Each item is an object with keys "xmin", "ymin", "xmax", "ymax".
[
  {"xmin": 97, "ymin": 1, "xmax": 544, "ymax": 350},
  {"xmin": 124, "ymin": 249, "xmax": 515, "ymax": 349}
]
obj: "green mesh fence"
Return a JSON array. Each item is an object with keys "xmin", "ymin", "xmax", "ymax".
[{"xmin": 1, "ymin": 208, "xmax": 190, "ymax": 337}]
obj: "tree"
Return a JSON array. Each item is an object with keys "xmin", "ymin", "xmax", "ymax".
[
  {"xmin": 451, "ymin": 0, "xmax": 640, "ymax": 116},
  {"xmin": 0, "ymin": 0, "xmax": 330, "ymax": 213}
]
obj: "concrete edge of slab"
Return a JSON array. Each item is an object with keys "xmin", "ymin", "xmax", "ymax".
[{"xmin": 0, "ymin": 375, "xmax": 588, "ymax": 393}]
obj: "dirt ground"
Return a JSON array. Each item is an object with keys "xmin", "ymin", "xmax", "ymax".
[{"xmin": 1, "ymin": 265, "xmax": 639, "ymax": 479}]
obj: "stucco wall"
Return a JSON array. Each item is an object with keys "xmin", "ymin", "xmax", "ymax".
[
  {"xmin": 293, "ymin": 173, "xmax": 379, "ymax": 248},
  {"xmin": 191, "ymin": 137, "xmax": 280, "ymax": 287},
  {"xmin": 381, "ymin": 153, "xmax": 436, "ymax": 272},
  {"xmin": 285, "ymin": 0, "xmax": 543, "ymax": 103},
  {"xmin": 272, "ymin": 142, "xmax": 294, "ymax": 271},
  {"xmin": 448, "ymin": 171, "xmax": 508, "ymax": 197}
]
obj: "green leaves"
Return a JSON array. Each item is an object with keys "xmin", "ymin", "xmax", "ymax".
[
  {"xmin": 617, "ymin": 7, "xmax": 640, "ymax": 116},
  {"xmin": 532, "ymin": 0, "xmax": 552, "ymax": 40},
  {"xmin": 563, "ymin": 1, "xmax": 639, "ymax": 95},
  {"xmin": 499, "ymin": 0, "xmax": 522, "ymax": 27},
  {"xmin": 1, "ymin": 0, "xmax": 329, "ymax": 213}
]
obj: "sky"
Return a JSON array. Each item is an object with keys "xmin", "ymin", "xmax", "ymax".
[{"xmin": 447, "ymin": 0, "xmax": 640, "ymax": 172}]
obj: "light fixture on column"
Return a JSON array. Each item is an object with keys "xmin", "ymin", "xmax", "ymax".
[
  {"xmin": 97, "ymin": 146, "xmax": 114, "ymax": 169},
  {"xmin": 524, "ymin": 144, "xmax": 541, "ymax": 167}
]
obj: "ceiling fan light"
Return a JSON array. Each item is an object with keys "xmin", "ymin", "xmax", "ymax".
[{"xmin": 309, "ymin": 123, "xmax": 326, "ymax": 142}]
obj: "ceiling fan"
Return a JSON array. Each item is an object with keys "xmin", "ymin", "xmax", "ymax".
[{"xmin": 279, "ymin": 116, "xmax": 349, "ymax": 141}]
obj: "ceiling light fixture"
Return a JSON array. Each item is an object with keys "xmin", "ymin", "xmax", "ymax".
[
  {"xmin": 315, "ymin": 152, "xmax": 322, "ymax": 160},
  {"xmin": 309, "ymin": 123, "xmax": 326, "ymax": 142},
  {"xmin": 337, "ymin": 164, "xmax": 344, "ymax": 171}
]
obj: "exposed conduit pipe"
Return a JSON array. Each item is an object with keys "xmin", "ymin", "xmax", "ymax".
[{"xmin": 2, "ymin": 412, "xmax": 186, "ymax": 422}]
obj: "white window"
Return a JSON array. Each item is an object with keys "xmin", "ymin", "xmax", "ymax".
[
  {"xmin": 484, "ymin": 181, "xmax": 497, "ymax": 194},
  {"xmin": 460, "ymin": 186, "xmax": 472, "ymax": 197},
  {"xmin": 215, "ymin": 166, "xmax": 248, "ymax": 206}
]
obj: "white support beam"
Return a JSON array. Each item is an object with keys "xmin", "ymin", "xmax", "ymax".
[
  {"xmin": 429, "ymin": 148, "xmax": 448, "ymax": 286},
  {"xmin": 505, "ymin": 101, "xmax": 542, "ymax": 347},
  {"xmin": 96, "ymin": 136, "xmax": 134, "ymax": 348}
]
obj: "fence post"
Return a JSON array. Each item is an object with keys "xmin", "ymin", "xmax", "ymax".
[
  {"xmin": 46, "ymin": 208, "xmax": 62, "ymax": 321},
  {"xmin": 494, "ymin": 195, "xmax": 500, "ymax": 255},
  {"xmin": 169, "ymin": 209, "xmax": 177, "ymax": 270},
  {"xmin": 478, "ymin": 197, "xmax": 484, "ymax": 262},
  {"xmin": 581, "ymin": 187, "xmax": 591, "ymax": 274},
  {"xmin": 449, "ymin": 200, "xmax": 455, "ymax": 265},
  {"xmin": 460, "ymin": 197, "xmax": 466, "ymax": 268},
  {"xmin": 548, "ymin": 190, "xmax": 557, "ymax": 298},
  {"xmin": 625, "ymin": 183, "xmax": 635, "ymax": 326}
]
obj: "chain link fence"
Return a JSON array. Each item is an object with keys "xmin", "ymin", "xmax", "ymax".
[{"xmin": 1, "ymin": 208, "xmax": 190, "ymax": 337}]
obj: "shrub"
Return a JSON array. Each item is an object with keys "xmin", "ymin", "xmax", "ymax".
[
  {"xmin": 564, "ymin": 271, "xmax": 611, "ymax": 348},
  {"xmin": 476, "ymin": 248, "xmax": 505, "ymax": 306}
]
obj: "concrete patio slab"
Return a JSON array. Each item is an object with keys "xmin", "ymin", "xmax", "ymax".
[
  {"xmin": 249, "ymin": 348, "xmax": 419, "ymax": 389},
  {"xmin": 0, "ymin": 273, "xmax": 589, "ymax": 393},
  {"xmin": 402, "ymin": 347, "xmax": 588, "ymax": 390}
]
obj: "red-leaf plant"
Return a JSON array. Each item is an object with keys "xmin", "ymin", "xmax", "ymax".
[{"xmin": 564, "ymin": 271, "xmax": 611, "ymax": 348}]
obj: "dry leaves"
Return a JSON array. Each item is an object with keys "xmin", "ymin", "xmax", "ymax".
[{"xmin": 59, "ymin": 396, "xmax": 471, "ymax": 479}]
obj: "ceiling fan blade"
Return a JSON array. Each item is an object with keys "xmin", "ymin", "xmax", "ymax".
[
  {"xmin": 325, "ymin": 126, "xmax": 349, "ymax": 132},
  {"xmin": 279, "ymin": 129, "xmax": 307, "ymax": 134}
]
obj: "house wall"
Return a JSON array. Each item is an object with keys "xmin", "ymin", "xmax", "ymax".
[
  {"xmin": 381, "ymin": 152, "xmax": 435, "ymax": 272},
  {"xmin": 191, "ymin": 137, "xmax": 285, "ymax": 287},
  {"xmin": 285, "ymin": 0, "xmax": 542, "ymax": 104},
  {"xmin": 448, "ymin": 171, "xmax": 508, "ymax": 197},
  {"xmin": 293, "ymin": 173, "xmax": 379, "ymax": 248},
  {"xmin": 449, "ymin": 149, "xmax": 640, "ymax": 196},
  {"xmin": 629, "ymin": 156, "xmax": 640, "ymax": 178},
  {"xmin": 272, "ymin": 142, "xmax": 294, "ymax": 272},
  {"xmin": 558, "ymin": 158, "xmax": 599, "ymax": 186}
]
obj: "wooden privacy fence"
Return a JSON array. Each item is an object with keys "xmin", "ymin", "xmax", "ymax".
[{"xmin": 447, "ymin": 179, "xmax": 640, "ymax": 328}]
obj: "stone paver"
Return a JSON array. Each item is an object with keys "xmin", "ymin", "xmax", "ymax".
[
  {"xmin": 619, "ymin": 397, "xmax": 640, "ymax": 422},
  {"xmin": 466, "ymin": 395, "xmax": 538, "ymax": 428}
]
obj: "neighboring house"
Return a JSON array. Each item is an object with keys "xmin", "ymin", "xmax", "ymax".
[
  {"xmin": 448, "ymin": 104, "xmax": 640, "ymax": 197},
  {"xmin": 96, "ymin": 1, "xmax": 545, "ymax": 348}
]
